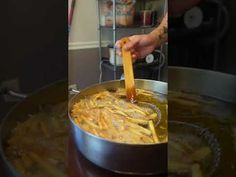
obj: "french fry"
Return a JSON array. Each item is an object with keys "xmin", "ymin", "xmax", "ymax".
[
  {"xmin": 191, "ymin": 163, "xmax": 203, "ymax": 177},
  {"xmin": 28, "ymin": 152, "xmax": 67, "ymax": 177},
  {"xmin": 93, "ymin": 93, "xmax": 102, "ymax": 100},
  {"xmin": 140, "ymin": 135, "xmax": 155, "ymax": 143},
  {"xmin": 102, "ymin": 113, "xmax": 119, "ymax": 133},
  {"xmin": 98, "ymin": 112, "xmax": 109, "ymax": 130},
  {"xmin": 91, "ymin": 128, "xmax": 99, "ymax": 136},
  {"xmin": 168, "ymin": 141, "xmax": 186, "ymax": 153},
  {"xmin": 81, "ymin": 115, "xmax": 100, "ymax": 129},
  {"xmin": 113, "ymin": 110, "xmax": 129, "ymax": 117},
  {"xmin": 125, "ymin": 116, "xmax": 149, "ymax": 125},
  {"xmin": 136, "ymin": 89, "xmax": 154, "ymax": 97},
  {"xmin": 89, "ymin": 100, "xmax": 94, "ymax": 107},
  {"xmin": 101, "ymin": 117, "xmax": 108, "ymax": 129},
  {"xmin": 190, "ymin": 147, "xmax": 211, "ymax": 162},
  {"xmin": 168, "ymin": 161, "xmax": 191, "ymax": 173},
  {"xmin": 40, "ymin": 122, "xmax": 50, "ymax": 138},
  {"xmin": 132, "ymin": 108, "xmax": 147, "ymax": 115},
  {"xmin": 126, "ymin": 121, "xmax": 152, "ymax": 136},
  {"xmin": 97, "ymin": 118, "xmax": 104, "ymax": 129},
  {"xmin": 104, "ymin": 107, "xmax": 114, "ymax": 113},
  {"xmin": 127, "ymin": 103, "xmax": 147, "ymax": 115},
  {"xmin": 148, "ymin": 120, "xmax": 159, "ymax": 143},
  {"xmin": 128, "ymin": 127, "xmax": 144, "ymax": 137}
]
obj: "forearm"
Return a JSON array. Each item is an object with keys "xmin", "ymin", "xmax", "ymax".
[{"xmin": 149, "ymin": 13, "xmax": 168, "ymax": 47}]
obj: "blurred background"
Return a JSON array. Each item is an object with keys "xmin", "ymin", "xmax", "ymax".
[
  {"xmin": 0, "ymin": 0, "xmax": 67, "ymax": 118},
  {"xmin": 168, "ymin": 0, "xmax": 236, "ymax": 75}
]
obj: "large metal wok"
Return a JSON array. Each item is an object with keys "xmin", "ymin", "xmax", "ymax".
[
  {"xmin": 168, "ymin": 66, "xmax": 236, "ymax": 103},
  {"xmin": 68, "ymin": 79, "xmax": 168, "ymax": 175},
  {"xmin": 0, "ymin": 81, "xmax": 67, "ymax": 177},
  {"xmin": 168, "ymin": 66, "xmax": 236, "ymax": 177}
]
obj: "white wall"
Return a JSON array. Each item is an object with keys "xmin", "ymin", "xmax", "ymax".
[{"xmin": 69, "ymin": 0, "xmax": 98, "ymax": 48}]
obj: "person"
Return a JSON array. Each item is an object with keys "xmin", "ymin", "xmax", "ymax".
[{"xmin": 115, "ymin": 13, "xmax": 168, "ymax": 60}]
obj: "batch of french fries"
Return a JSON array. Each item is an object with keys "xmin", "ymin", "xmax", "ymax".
[
  {"xmin": 6, "ymin": 103, "xmax": 68, "ymax": 177},
  {"xmin": 168, "ymin": 132, "xmax": 212, "ymax": 177},
  {"xmin": 71, "ymin": 88, "xmax": 165, "ymax": 144}
]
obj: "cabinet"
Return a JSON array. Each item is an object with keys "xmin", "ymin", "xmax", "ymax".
[{"xmin": 96, "ymin": 0, "xmax": 167, "ymax": 82}]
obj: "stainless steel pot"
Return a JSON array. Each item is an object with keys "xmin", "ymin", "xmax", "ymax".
[{"xmin": 68, "ymin": 79, "xmax": 168, "ymax": 175}]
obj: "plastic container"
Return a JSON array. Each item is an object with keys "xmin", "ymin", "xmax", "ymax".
[
  {"xmin": 140, "ymin": 10, "xmax": 153, "ymax": 26},
  {"xmin": 101, "ymin": 0, "xmax": 135, "ymax": 27},
  {"xmin": 108, "ymin": 45, "xmax": 123, "ymax": 66}
]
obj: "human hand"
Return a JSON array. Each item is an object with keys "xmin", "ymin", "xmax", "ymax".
[
  {"xmin": 115, "ymin": 33, "xmax": 158, "ymax": 60},
  {"xmin": 115, "ymin": 14, "xmax": 167, "ymax": 60}
]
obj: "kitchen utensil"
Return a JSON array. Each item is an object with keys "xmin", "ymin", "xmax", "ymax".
[{"xmin": 120, "ymin": 37, "xmax": 136, "ymax": 103}]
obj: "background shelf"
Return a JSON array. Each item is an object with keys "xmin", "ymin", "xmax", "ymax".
[
  {"xmin": 97, "ymin": 0, "xmax": 167, "ymax": 82},
  {"xmin": 100, "ymin": 25, "xmax": 159, "ymax": 29}
]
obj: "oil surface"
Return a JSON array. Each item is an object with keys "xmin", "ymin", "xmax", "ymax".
[{"xmin": 169, "ymin": 91, "xmax": 236, "ymax": 177}]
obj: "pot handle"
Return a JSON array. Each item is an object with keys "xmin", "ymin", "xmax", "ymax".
[
  {"xmin": 68, "ymin": 84, "xmax": 80, "ymax": 95},
  {"xmin": 0, "ymin": 87, "xmax": 28, "ymax": 99}
]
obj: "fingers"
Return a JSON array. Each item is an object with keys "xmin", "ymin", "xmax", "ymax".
[
  {"xmin": 115, "ymin": 41, "xmax": 122, "ymax": 56},
  {"xmin": 124, "ymin": 36, "xmax": 139, "ymax": 50},
  {"xmin": 132, "ymin": 51, "xmax": 141, "ymax": 60},
  {"xmin": 132, "ymin": 54, "xmax": 138, "ymax": 60},
  {"xmin": 115, "ymin": 36, "xmax": 140, "ymax": 58},
  {"xmin": 115, "ymin": 36, "xmax": 139, "ymax": 50},
  {"xmin": 115, "ymin": 40, "xmax": 121, "ymax": 49}
]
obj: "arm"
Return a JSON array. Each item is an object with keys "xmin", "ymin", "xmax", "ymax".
[{"xmin": 149, "ymin": 13, "xmax": 168, "ymax": 47}]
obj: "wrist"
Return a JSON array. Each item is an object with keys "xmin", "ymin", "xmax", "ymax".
[
  {"xmin": 150, "ymin": 25, "xmax": 167, "ymax": 48},
  {"xmin": 149, "ymin": 29, "xmax": 161, "ymax": 48}
]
